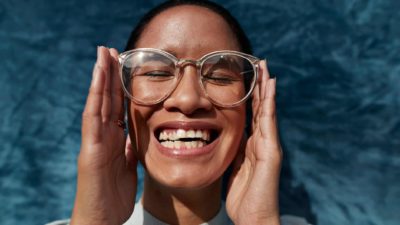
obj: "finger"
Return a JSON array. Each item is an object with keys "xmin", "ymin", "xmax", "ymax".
[
  {"xmin": 259, "ymin": 78, "xmax": 278, "ymax": 143},
  {"xmin": 83, "ymin": 57, "xmax": 104, "ymax": 118},
  {"xmin": 259, "ymin": 60, "xmax": 268, "ymax": 101},
  {"xmin": 260, "ymin": 60, "xmax": 277, "ymax": 140},
  {"xmin": 81, "ymin": 47, "xmax": 106, "ymax": 142},
  {"xmin": 251, "ymin": 60, "xmax": 264, "ymax": 130},
  {"xmin": 97, "ymin": 46, "xmax": 112, "ymax": 122},
  {"xmin": 252, "ymin": 81, "xmax": 260, "ymax": 130},
  {"xmin": 109, "ymin": 48, "xmax": 125, "ymax": 121},
  {"xmin": 263, "ymin": 60, "xmax": 271, "ymax": 80}
]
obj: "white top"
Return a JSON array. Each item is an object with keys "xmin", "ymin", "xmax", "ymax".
[
  {"xmin": 46, "ymin": 202, "xmax": 310, "ymax": 225},
  {"xmin": 123, "ymin": 201, "xmax": 232, "ymax": 225}
]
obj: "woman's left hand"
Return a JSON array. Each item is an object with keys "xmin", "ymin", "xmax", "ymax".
[{"xmin": 226, "ymin": 60, "xmax": 282, "ymax": 225}]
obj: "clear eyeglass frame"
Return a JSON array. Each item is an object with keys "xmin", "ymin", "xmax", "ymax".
[{"xmin": 118, "ymin": 48, "xmax": 261, "ymax": 108}]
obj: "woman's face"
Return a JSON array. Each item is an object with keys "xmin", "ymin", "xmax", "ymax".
[{"xmin": 128, "ymin": 5, "xmax": 246, "ymax": 189}]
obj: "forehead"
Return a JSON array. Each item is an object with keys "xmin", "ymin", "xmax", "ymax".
[{"xmin": 135, "ymin": 5, "xmax": 240, "ymax": 58}]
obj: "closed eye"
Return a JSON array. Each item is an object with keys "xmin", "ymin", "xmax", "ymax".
[
  {"xmin": 143, "ymin": 71, "xmax": 173, "ymax": 77},
  {"xmin": 134, "ymin": 70, "xmax": 175, "ymax": 81},
  {"xmin": 202, "ymin": 73, "xmax": 241, "ymax": 85}
]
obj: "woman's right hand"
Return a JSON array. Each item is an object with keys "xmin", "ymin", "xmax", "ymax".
[{"xmin": 71, "ymin": 47, "xmax": 137, "ymax": 225}]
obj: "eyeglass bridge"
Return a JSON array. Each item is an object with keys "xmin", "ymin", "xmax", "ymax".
[{"xmin": 175, "ymin": 59, "xmax": 201, "ymax": 71}]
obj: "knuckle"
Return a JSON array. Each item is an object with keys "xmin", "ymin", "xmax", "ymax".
[
  {"xmin": 102, "ymin": 113, "xmax": 111, "ymax": 121},
  {"xmin": 103, "ymin": 89, "xmax": 111, "ymax": 96},
  {"xmin": 96, "ymin": 63, "xmax": 107, "ymax": 73},
  {"xmin": 82, "ymin": 114, "xmax": 94, "ymax": 124},
  {"xmin": 89, "ymin": 86, "xmax": 101, "ymax": 95},
  {"xmin": 259, "ymin": 110, "xmax": 275, "ymax": 118},
  {"xmin": 82, "ymin": 110, "xmax": 100, "ymax": 120},
  {"xmin": 82, "ymin": 110, "xmax": 91, "ymax": 119}
]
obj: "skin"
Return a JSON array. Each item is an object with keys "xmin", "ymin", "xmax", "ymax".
[{"xmin": 71, "ymin": 5, "xmax": 282, "ymax": 225}]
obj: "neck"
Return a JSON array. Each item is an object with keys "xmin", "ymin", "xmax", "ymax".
[{"xmin": 142, "ymin": 173, "xmax": 222, "ymax": 225}]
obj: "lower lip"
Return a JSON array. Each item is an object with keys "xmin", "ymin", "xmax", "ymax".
[{"xmin": 154, "ymin": 136, "xmax": 219, "ymax": 158}]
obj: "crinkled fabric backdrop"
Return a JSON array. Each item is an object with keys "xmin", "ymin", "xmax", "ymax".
[{"xmin": 1, "ymin": 0, "xmax": 399, "ymax": 225}]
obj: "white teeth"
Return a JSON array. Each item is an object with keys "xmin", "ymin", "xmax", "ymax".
[
  {"xmin": 195, "ymin": 130, "xmax": 202, "ymax": 138},
  {"xmin": 160, "ymin": 140, "xmax": 206, "ymax": 149},
  {"xmin": 176, "ymin": 129, "xmax": 186, "ymax": 139},
  {"xmin": 174, "ymin": 141, "xmax": 181, "ymax": 149},
  {"xmin": 202, "ymin": 132, "xmax": 207, "ymax": 141},
  {"xmin": 187, "ymin": 130, "xmax": 196, "ymax": 138},
  {"xmin": 158, "ymin": 129, "xmax": 213, "ymax": 149},
  {"xmin": 159, "ymin": 129, "xmax": 211, "ymax": 141},
  {"xmin": 160, "ymin": 132, "xmax": 166, "ymax": 140}
]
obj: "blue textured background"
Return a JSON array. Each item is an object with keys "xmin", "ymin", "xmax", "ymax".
[{"xmin": 1, "ymin": 1, "xmax": 399, "ymax": 224}]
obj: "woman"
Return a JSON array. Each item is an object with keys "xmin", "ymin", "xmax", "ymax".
[{"xmin": 53, "ymin": 1, "xmax": 309, "ymax": 225}]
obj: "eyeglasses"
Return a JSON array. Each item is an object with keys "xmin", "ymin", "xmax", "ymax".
[{"xmin": 119, "ymin": 48, "xmax": 260, "ymax": 108}]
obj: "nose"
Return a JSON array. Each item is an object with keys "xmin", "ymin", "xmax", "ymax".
[{"xmin": 163, "ymin": 67, "xmax": 213, "ymax": 115}]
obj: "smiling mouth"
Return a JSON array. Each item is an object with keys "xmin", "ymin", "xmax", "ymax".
[{"xmin": 156, "ymin": 129, "xmax": 219, "ymax": 149}]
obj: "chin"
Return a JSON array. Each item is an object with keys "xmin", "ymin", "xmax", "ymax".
[{"xmin": 147, "ymin": 161, "xmax": 220, "ymax": 189}]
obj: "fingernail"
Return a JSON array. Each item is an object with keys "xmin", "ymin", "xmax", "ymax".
[
  {"xmin": 261, "ymin": 59, "xmax": 266, "ymax": 69},
  {"xmin": 96, "ymin": 46, "xmax": 102, "ymax": 65},
  {"xmin": 97, "ymin": 46, "xmax": 102, "ymax": 56},
  {"xmin": 273, "ymin": 77, "xmax": 277, "ymax": 90},
  {"xmin": 268, "ymin": 78, "xmax": 276, "ymax": 97}
]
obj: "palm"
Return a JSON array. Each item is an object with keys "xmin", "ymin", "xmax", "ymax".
[
  {"xmin": 81, "ymin": 121, "xmax": 136, "ymax": 222},
  {"xmin": 72, "ymin": 47, "xmax": 137, "ymax": 225},
  {"xmin": 226, "ymin": 61, "xmax": 282, "ymax": 224}
]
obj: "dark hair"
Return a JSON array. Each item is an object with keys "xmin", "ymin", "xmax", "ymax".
[{"xmin": 124, "ymin": 0, "xmax": 252, "ymax": 55}]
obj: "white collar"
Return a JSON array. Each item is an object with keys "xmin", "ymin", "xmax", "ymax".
[{"xmin": 123, "ymin": 201, "xmax": 232, "ymax": 225}]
